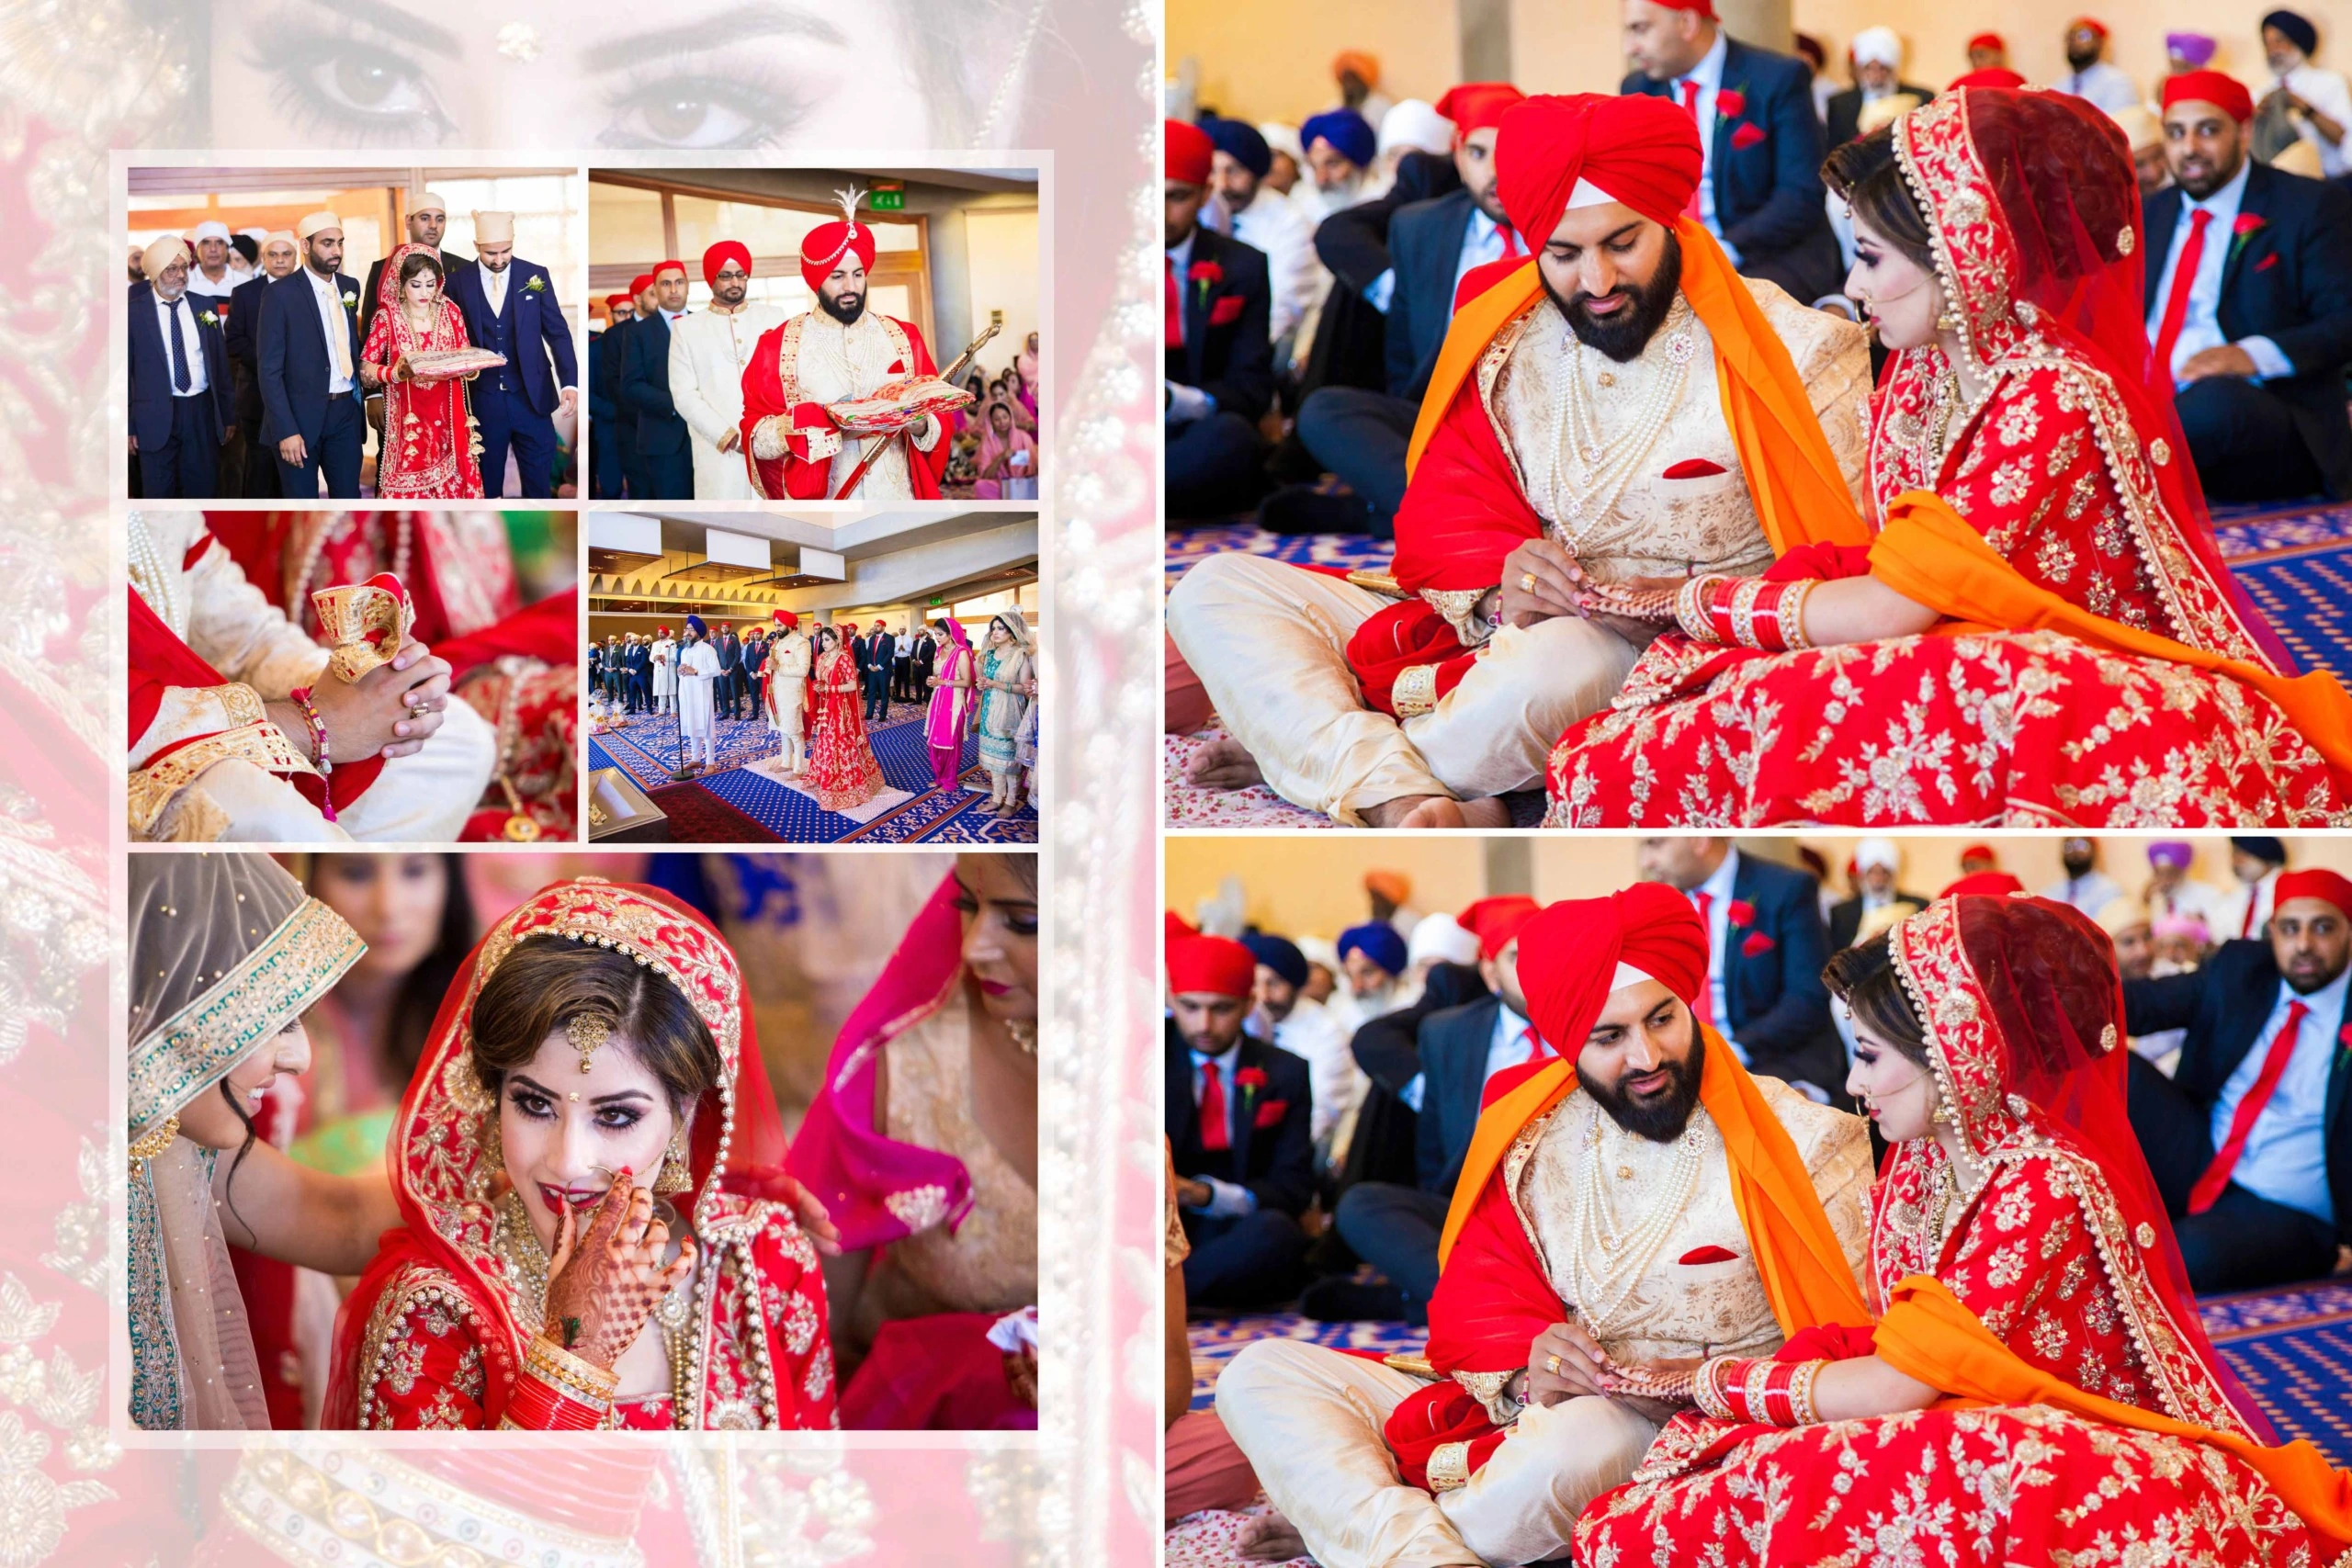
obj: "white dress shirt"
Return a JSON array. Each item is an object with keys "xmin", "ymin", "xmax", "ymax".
[
  {"xmin": 306, "ymin": 268, "xmax": 354, "ymax": 393},
  {"xmin": 1672, "ymin": 30, "xmax": 1739, "ymax": 265},
  {"xmin": 1182, "ymin": 1043, "xmax": 1257, "ymax": 1216},
  {"xmin": 2058, "ymin": 61, "xmax": 2140, "ymax": 112},
  {"xmin": 184, "ymin": 266, "xmax": 239, "ymax": 302},
  {"xmin": 1226, "ymin": 186, "xmax": 1323, "ymax": 344},
  {"xmin": 2210, "ymin": 962, "xmax": 2348, "ymax": 1222},
  {"xmin": 1694, "ymin": 848, "xmax": 1744, "ymax": 1056},
  {"xmin": 2278, "ymin": 63, "xmax": 2352, "ymax": 177},
  {"xmin": 1364, "ymin": 204, "xmax": 1513, "ymax": 317},
  {"xmin": 153, "ymin": 292, "xmax": 210, "ymax": 396},
  {"xmin": 1164, "ymin": 229, "xmax": 1215, "ymax": 423},
  {"xmin": 2145, "ymin": 159, "xmax": 2292, "ymax": 386},
  {"xmin": 2222, "ymin": 871, "xmax": 2283, "ymax": 941},
  {"xmin": 1399, "ymin": 1000, "xmax": 1535, "ymax": 1113},
  {"xmin": 482, "ymin": 262, "xmax": 510, "ymax": 317},
  {"xmin": 2039, "ymin": 871, "xmax": 2126, "ymax": 919}
]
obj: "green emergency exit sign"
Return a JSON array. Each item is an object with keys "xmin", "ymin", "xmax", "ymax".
[{"xmin": 870, "ymin": 185, "xmax": 905, "ymax": 211}]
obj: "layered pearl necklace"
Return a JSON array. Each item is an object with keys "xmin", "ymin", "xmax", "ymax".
[
  {"xmin": 1563, "ymin": 1107, "xmax": 1703, "ymax": 1337},
  {"xmin": 1541, "ymin": 301, "xmax": 1699, "ymax": 551}
]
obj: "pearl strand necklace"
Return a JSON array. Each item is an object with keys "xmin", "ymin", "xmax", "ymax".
[
  {"xmin": 1566, "ymin": 1108, "xmax": 1703, "ymax": 1336},
  {"xmin": 1541, "ymin": 303, "xmax": 1698, "ymax": 550}
]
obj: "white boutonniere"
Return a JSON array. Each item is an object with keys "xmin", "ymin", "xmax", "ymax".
[
  {"xmin": 199, "ymin": 310, "xmax": 220, "ymax": 328},
  {"xmin": 342, "ymin": 292, "xmax": 358, "ymax": 311},
  {"xmin": 524, "ymin": 275, "xmax": 546, "ymax": 294}
]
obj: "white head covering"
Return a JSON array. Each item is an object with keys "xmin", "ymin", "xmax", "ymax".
[
  {"xmin": 1259, "ymin": 121, "xmax": 1306, "ymax": 163},
  {"xmin": 261, "ymin": 229, "xmax": 298, "ymax": 252},
  {"xmin": 2108, "ymin": 103, "xmax": 2165, "ymax": 154},
  {"xmin": 1850, "ymin": 26, "xmax": 1903, "ymax": 69},
  {"xmin": 296, "ymin": 210, "xmax": 342, "ymax": 239},
  {"xmin": 1608, "ymin": 961, "xmax": 1659, "ymax": 994},
  {"xmin": 238, "ymin": 226, "xmax": 269, "ymax": 244},
  {"xmin": 141, "ymin": 236, "xmax": 188, "ymax": 281},
  {"xmin": 1408, "ymin": 911, "xmax": 1481, "ymax": 970},
  {"xmin": 190, "ymin": 220, "xmax": 231, "ymax": 244},
  {"xmin": 412, "ymin": 190, "xmax": 449, "ymax": 216},
  {"xmin": 1854, "ymin": 838, "xmax": 1901, "ymax": 874},
  {"xmin": 471, "ymin": 209, "xmax": 515, "ymax": 243},
  {"xmin": 1296, "ymin": 934, "xmax": 1340, "ymax": 975},
  {"xmin": 1377, "ymin": 98, "xmax": 1454, "ymax": 158}
]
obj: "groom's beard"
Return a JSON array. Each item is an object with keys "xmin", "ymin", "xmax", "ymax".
[
  {"xmin": 1584, "ymin": 1029, "xmax": 1707, "ymax": 1144},
  {"xmin": 820, "ymin": 288, "xmax": 865, "ymax": 325},
  {"xmin": 1543, "ymin": 231, "xmax": 1685, "ymax": 364}
]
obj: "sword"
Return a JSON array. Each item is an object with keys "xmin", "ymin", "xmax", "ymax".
[{"xmin": 831, "ymin": 320, "xmax": 1006, "ymax": 500}]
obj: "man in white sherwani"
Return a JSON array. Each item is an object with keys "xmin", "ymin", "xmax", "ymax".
[
  {"xmin": 763, "ymin": 608, "xmax": 812, "ymax": 773},
  {"xmin": 128, "ymin": 511, "xmax": 496, "ymax": 842},
  {"xmin": 668, "ymin": 242, "xmax": 787, "ymax": 500},
  {"xmin": 650, "ymin": 626, "xmax": 678, "ymax": 714},
  {"xmin": 674, "ymin": 615, "xmax": 721, "ymax": 771}
]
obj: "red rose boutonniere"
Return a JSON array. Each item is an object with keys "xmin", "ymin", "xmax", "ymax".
[
  {"xmin": 1235, "ymin": 1066, "xmax": 1268, "ymax": 1095},
  {"xmin": 1189, "ymin": 258, "xmax": 1225, "ymax": 306},
  {"xmin": 1715, "ymin": 87, "xmax": 1747, "ymax": 119},
  {"xmin": 2338, "ymin": 1023, "xmax": 2352, "ymax": 1053},
  {"xmin": 1727, "ymin": 898, "xmax": 1757, "ymax": 928},
  {"xmin": 2230, "ymin": 210, "xmax": 2268, "ymax": 264}
]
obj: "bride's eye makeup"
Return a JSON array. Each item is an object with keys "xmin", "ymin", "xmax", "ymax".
[
  {"xmin": 598, "ymin": 57, "xmax": 813, "ymax": 149},
  {"xmin": 507, "ymin": 1082, "xmax": 653, "ymax": 1133},
  {"xmin": 242, "ymin": 9, "xmax": 458, "ymax": 145}
]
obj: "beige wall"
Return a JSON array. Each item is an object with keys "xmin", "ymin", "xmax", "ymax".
[
  {"xmin": 962, "ymin": 209, "xmax": 1041, "ymax": 371},
  {"xmin": 1165, "ymin": 835, "xmax": 2352, "ymax": 945},
  {"xmin": 1168, "ymin": 0, "xmax": 1464, "ymax": 126}
]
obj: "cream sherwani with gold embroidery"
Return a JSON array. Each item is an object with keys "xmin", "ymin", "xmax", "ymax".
[
  {"xmin": 1166, "ymin": 279, "xmax": 1869, "ymax": 825},
  {"xmin": 1215, "ymin": 1078, "xmax": 1871, "ymax": 1568}
]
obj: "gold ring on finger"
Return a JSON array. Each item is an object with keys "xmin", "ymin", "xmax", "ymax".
[
  {"xmin": 1545, "ymin": 1353, "xmax": 1562, "ymax": 1375},
  {"xmin": 1520, "ymin": 571, "xmax": 1538, "ymax": 593}
]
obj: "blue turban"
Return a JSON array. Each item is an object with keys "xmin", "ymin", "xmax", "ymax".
[
  {"xmin": 2265, "ymin": 10, "xmax": 2320, "ymax": 56},
  {"xmin": 1337, "ymin": 920, "xmax": 1408, "ymax": 976},
  {"xmin": 2232, "ymin": 836, "xmax": 2288, "ymax": 864},
  {"xmin": 1204, "ymin": 116, "xmax": 1273, "ymax": 179},
  {"xmin": 1240, "ymin": 932, "xmax": 1308, "ymax": 988},
  {"xmin": 1301, "ymin": 108, "xmax": 1376, "ymax": 170},
  {"xmin": 684, "ymin": 614, "xmax": 707, "ymax": 638}
]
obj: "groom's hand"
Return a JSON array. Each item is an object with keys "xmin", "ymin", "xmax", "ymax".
[
  {"xmin": 1498, "ymin": 540, "xmax": 1584, "ymax": 628},
  {"xmin": 311, "ymin": 637, "xmax": 454, "ymax": 760},
  {"xmin": 1524, "ymin": 1319, "xmax": 1611, "ymax": 1405}
]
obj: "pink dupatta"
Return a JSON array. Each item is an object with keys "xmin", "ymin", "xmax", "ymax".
[{"xmin": 925, "ymin": 620, "xmax": 977, "ymax": 751}]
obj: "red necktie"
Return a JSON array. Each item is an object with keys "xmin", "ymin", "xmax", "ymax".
[
  {"xmin": 1498, "ymin": 220, "xmax": 1523, "ymax": 259},
  {"xmin": 2187, "ymin": 999, "xmax": 2309, "ymax": 1214},
  {"xmin": 1197, "ymin": 1059, "xmax": 1230, "ymax": 1152},
  {"xmin": 2242, "ymin": 890, "xmax": 2260, "ymax": 939},
  {"xmin": 1690, "ymin": 891, "xmax": 1717, "ymax": 1027},
  {"xmin": 2149, "ymin": 207, "xmax": 2212, "ymax": 388},
  {"xmin": 1165, "ymin": 255, "xmax": 1184, "ymax": 350},
  {"xmin": 1679, "ymin": 80, "xmax": 1707, "ymax": 218}
]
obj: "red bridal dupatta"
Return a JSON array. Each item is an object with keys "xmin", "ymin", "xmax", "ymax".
[{"xmin": 1385, "ymin": 886, "xmax": 1868, "ymax": 1489}]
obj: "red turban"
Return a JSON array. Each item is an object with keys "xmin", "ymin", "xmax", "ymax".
[
  {"xmin": 798, "ymin": 220, "xmax": 876, "ymax": 290},
  {"xmin": 1647, "ymin": 0, "xmax": 1715, "ymax": 12},
  {"xmin": 1959, "ymin": 843, "xmax": 1997, "ymax": 863},
  {"xmin": 628, "ymin": 273, "xmax": 654, "ymax": 299},
  {"xmin": 1940, "ymin": 871, "xmax": 2026, "ymax": 898},
  {"xmin": 1966, "ymin": 31, "xmax": 2005, "ymax": 52},
  {"xmin": 703, "ymin": 241, "xmax": 752, "ymax": 288},
  {"xmin": 1514, "ymin": 884, "xmax": 1707, "ymax": 1057},
  {"xmin": 1495, "ymin": 93, "xmax": 1703, "ymax": 243},
  {"xmin": 1167, "ymin": 118, "xmax": 1214, "ymax": 186},
  {"xmin": 1168, "ymin": 934, "xmax": 1256, "ymax": 998},
  {"xmin": 773, "ymin": 609, "xmax": 797, "ymax": 628},
  {"xmin": 1166, "ymin": 909, "xmax": 1199, "ymax": 945},
  {"xmin": 2275, "ymin": 869, "xmax": 2352, "ymax": 919},
  {"xmin": 1458, "ymin": 896, "xmax": 1542, "ymax": 960},
  {"xmin": 604, "ymin": 294, "xmax": 630, "ymax": 310},
  {"xmin": 2070, "ymin": 17, "xmax": 2109, "ymax": 39},
  {"xmin": 1434, "ymin": 83, "xmax": 1527, "ymax": 141},
  {"xmin": 2163, "ymin": 69, "xmax": 2254, "ymax": 123},
  {"xmin": 1950, "ymin": 68, "xmax": 2026, "ymax": 90},
  {"xmin": 650, "ymin": 259, "xmax": 686, "ymax": 285}
]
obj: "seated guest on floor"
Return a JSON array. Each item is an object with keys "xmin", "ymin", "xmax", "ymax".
[
  {"xmin": 2041, "ymin": 835, "xmax": 2126, "ymax": 917},
  {"xmin": 1239, "ymin": 933, "xmax": 1354, "ymax": 1179},
  {"xmin": 2057, "ymin": 15, "xmax": 2140, "ymax": 110},
  {"xmin": 1163, "ymin": 1138, "xmax": 1263, "ymax": 1525},
  {"xmin": 1167, "ymin": 92, "xmax": 1869, "ymax": 829},
  {"xmin": 1825, "ymin": 27, "xmax": 1933, "ymax": 148},
  {"xmin": 1165, "ymin": 119, "xmax": 1276, "ymax": 523},
  {"xmin": 2151, "ymin": 70, "xmax": 2352, "ymax": 502},
  {"xmin": 2124, "ymin": 867, "xmax": 2352, "ymax": 1294},
  {"xmin": 1295, "ymin": 108, "xmax": 1383, "ymax": 226},
  {"xmin": 2112, "ymin": 104, "xmax": 2173, "ymax": 198},
  {"xmin": 1202, "ymin": 117, "xmax": 1321, "ymax": 368},
  {"xmin": 1308, "ymin": 895, "xmax": 1542, "ymax": 1326},
  {"xmin": 1328, "ymin": 919, "xmax": 1416, "ymax": 1037},
  {"xmin": 1167, "ymin": 933, "xmax": 1316, "ymax": 1309},
  {"xmin": 2260, "ymin": 10, "xmax": 2352, "ymax": 181},
  {"xmin": 2228, "ymin": 836, "xmax": 2292, "ymax": 939},
  {"xmin": 2146, "ymin": 839, "xmax": 2228, "ymax": 928},
  {"xmin": 1621, "ymin": 0, "xmax": 1844, "ymax": 304},
  {"xmin": 1336, "ymin": 912, "xmax": 1501, "ymax": 1202},
  {"xmin": 1214, "ymin": 883, "xmax": 1870, "ymax": 1568},
  {"xmin": 1266, "ymin": 83, "xmax": 1526, "ymax": 539},
  {"xmin": 1826, "ymin": 837, "xmax": 1926, "ymax": 950}
]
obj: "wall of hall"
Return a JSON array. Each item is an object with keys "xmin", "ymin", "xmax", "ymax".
[{"xmin": 1167, "ymin": 0, "xmax": 1463, "ymax": 125}]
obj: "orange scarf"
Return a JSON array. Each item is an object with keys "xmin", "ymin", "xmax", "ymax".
[
  {"xmin": 1877, "ymin": 1275, "xmax": 2352, "ymax": 1556},
  {"xmin": 1436, "ymin": 1021, "xmax": 1869, "ymax": 1334},
  {"xmin": 1870, "ymin": 491, "xmax": 2352, "ymax": 779},
  {"xmin": 1404, "ymin": 218, "xmax": 1872, "ymax": 558}
]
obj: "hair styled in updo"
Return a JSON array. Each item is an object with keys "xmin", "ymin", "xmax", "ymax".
[
  {"xmin": 1822, "ymin": 933, "xmax": 1933, "ymax": 1070},
  {"xmin": 396, "ymin": 249, "xmax": 446, "ymax": 294},
  {"xmin": 1824, "ymin": 127, "xmax": 1937, "ymax": 273},
  {"xmin": 468, "ymin": 938, "xmax": 722, "ymax": 1118}
]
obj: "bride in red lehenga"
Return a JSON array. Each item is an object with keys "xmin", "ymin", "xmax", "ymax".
[
  {"xmin": 359, "ymin": 243, "xmax": 488, "ymax": 500},
  {"xmin": 1577, "ymin": 894, "xmax": 2352, "ymax": 1564},
  {"xmin": 1545, "ymin": 88, "xmax": 2352, "ymax": 827},
  {"xmin": 803, "ymin": 626, "xmax": 888, "ymax": 812}
]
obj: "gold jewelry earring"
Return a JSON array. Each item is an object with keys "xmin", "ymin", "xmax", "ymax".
[
  {"xmin": 654, "ymin": 1129, "xmax": 692, "ymax": 1194},
  {"xmin": 568, "ymin": 1013, "xmax": 610, "ymax": 1075}
]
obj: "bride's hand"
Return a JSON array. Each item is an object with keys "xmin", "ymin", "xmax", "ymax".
[
  {"xmin": 1597, "ymin": 1353, "xmax": 1704, "ymax": 1404},
  {"xmin": 540, "ymin": 1168, "xmax": 695, "ymax": 1370}
]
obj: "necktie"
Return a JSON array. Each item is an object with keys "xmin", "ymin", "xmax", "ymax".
[
  {"xmin": 1690, "ymin": 891, "xmax": 1718, "ymax": 1026},
  {"xmin": 325, "ymin": 278, "xmax": 353, "ymax": 383},
  {"xmin": 1679, "ymin": 80, "xmax": 1707, "ymax": 219},
  {"xmin": 2243, "ymin": 890, "xmax": 2260, "ymax": 939},
  {"xmin": 1498, "ymin": 221, "xmax": 1523, "ymax": 259},
  {"xmin": 1516, "ymin": 1024, "xmax": 1540, "ymax": 1062},
  {"xmin": 1165, "ymin": 255, "xmax": 1184, "ymax": 350},
  {"xmin": 167, "ymin": 299, "xmax": 190, "ymax": 392},
  {"xmin": 1197, "ymin": 1059, "xmax": 1230, "ymax": 1152},
  {"xmin": 2188, "ymin": 999, "xmax": 2310, "ymax": 1213},
  {"xmin": 2149, "ymin": 207, "xmax": 2212, "ymax": 388}
]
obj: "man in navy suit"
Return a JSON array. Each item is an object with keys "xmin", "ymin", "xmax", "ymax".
[
  {"xmin": 1620, "ymin": 0, "xmax": 1841, "ymax": 304},
  {"xmin": 711, "ymin": 624, "xmax": 744, "ymax": 722},
  {"xmin": 621, "ymin": 261, "xmax": 694, "ymax": 499},
  {"xmin": 1165, "ymin": 120, "xmax": 1275, "ymax": 522},
  {"xmin": 1637, "ymin": 838, "xmax": 1844, "ymax": 1096},
  {"xmin": 2124, "ymin": 868, "xmax": 2352, "ymax": 1292},
  {"xmin": 2146, "ymin": 72, "xmax": 2352, "ymax": 501},
  {"xmin": 601, "ymin": 278, "xmax": 653, "ymax": 497},
  {"xmin": 446, "ymin": 209, "xmax": 577, "ymax": 499},
  {"xmin": 1267, "ymin": 83, "xmax": 1525, "ymax": 538},
  {"xmin": 223, "ymin": 231, "xmax": 301, "ymax": 499},
  {"xmin": 626, "ymin": 634, "xmax": 653, "ymax": 714},
  {"xmin": 127, "ymin": 238, "xmax": 233, "ymax": 499},
  {"xmin": 587, "ymin": 296, "xmax": 630, "ymax": 498},
  {"xmin": 1168, "ymin": 934, "xmax": 1315, "ymax": 1307},
  {"xmin": 256, "ymin": 211, "xmax": 365, "ymax": 499},
  {"xmin": 861, "ymin": 625, "xmax": 896, "ymax": 722},
  {"xmin": 1309, "ymin": 897, "xmax": 1543, "ymax": 1324}
]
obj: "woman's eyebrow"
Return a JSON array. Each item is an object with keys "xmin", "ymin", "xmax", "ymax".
[{"xmin": 580, "ymin": 5, "xmax": 849, "ymax": 73}]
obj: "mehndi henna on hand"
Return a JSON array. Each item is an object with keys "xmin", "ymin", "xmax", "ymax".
[{"xmin": 541, "ymin": 1167, "xmax": 697, "ymax": 1371}]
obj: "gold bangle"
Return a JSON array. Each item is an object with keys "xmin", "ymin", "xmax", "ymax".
[
  {"xmin": 1787, "ymin": 1358, "xmax": 1826, "ymax": 1426},
  {"xmin": 1678, "ymin": 575, "xmax": 1724, "ymax": 642},
  {"xmin": 1780, "ymin": 579, "xmax": 1817, "ymax": 651},
  {"xmin": 526, "ymin": 1335, "xmax": 619, "ymax": 1406},
  {"xmin": 1729, "ymin": 579, "xmax": 1769, "ymax": 649}
]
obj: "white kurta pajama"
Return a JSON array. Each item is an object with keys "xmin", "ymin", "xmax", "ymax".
[
  {"xmin": 129, "ymin": 512, "xmax": 496, "ymax": 843},
  {"xmin": 650, "ymin": 636, "xmax": 678, "ymax": 712},
  {"xmin": 675, "ymin": 640, "xmax": 721, "ymax": 765},
  {"xmin": 1216, "ymin": 1080, "xmax": 1872, "ymax": 1568},
  {"xmin": 765, "ymin": 629, "xmax": 812, "ymax": 769},
  {"xmin": 1165, "ymin": 279, "xmax": 1870, "ymax": 824},
  {"xmin": 668, "ymin": 301, "xmax": 787, "ymax": 501}
]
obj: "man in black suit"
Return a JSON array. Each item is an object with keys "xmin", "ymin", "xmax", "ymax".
[
  {"xmin": 1165, "ymin": 119, "xmax": 1274, "ymax": 522},
  {"xmin": 621, "ymin": 262, "xmax": 694, "ymax": 499},
  {"xmin": 912, "ymin": 625, "xmax": 937, "ymax": 702},
  {"xmin": 1264, "ymin": 84, "xmax": 1525, "ymax": 538},
  {"xmin": 256, "ymin": 211, "xmax": 366, "ymax": 499},
  {"xmin": 625, "ymin": 634, "xmax": 652, "ymax": 714},
  {"xmin": 741, "ymin": 629, "xmax": 768, "ymax": 719},
  {"xmin": 588, "ymin": 297, "xmax": 630, "ymax": 498},
  {"xmin": 712, "ymin": 624, "xmax": 743, "ymax": 723},
  {"xmin": 1826, "ymin": 838, "xmax": 1929, "ymax": 952},
  {"xmin": 359, "ymin": 192, "xmax": 468, "ymax": 347},
  {"xmin": 601, "ymin": 277, "xmax": 653, "ymax": 497},
  {"xmin": 891, "ymin": 625, "xmax": 916, "ymax": 704},
  {"xmin": 2124, "ymin": 869, "xmax": 2352, "ymax": 1293},
  {"xmin": 1308, "ymin": 898, "xmax": 1542, "ymax": 1323},
  {"xmin": 127, "ymin": 239, "xmax": 233, "ymax": 499},
  {"xmin": 862, "ymin": 625, "xmax": 896, "ymax": 722},
  {"xmin": 223, "ymin": 231, "xmax": 301, "ymax": 499},
  {"xmin": 1823, "ymin": 28, "xmax": 1934, "ymax": 147},
  {"xmin": 1637, "ymin": 838, "xmax": 1844, "ymax": 1096},
  {"xmin": 1167, "ymin": 934, "xmax": 1314, "ymax": 1306},
  {"xmin": 2147, "ymin": 73, "xmax": 2352, "ymax": 501},
  {"xmin": 1620, "ymin": 1, "xmax": 1842, "ymax": 303}
]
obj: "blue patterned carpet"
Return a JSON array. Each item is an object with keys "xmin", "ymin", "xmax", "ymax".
[{"xmin": 588, "ymin": 703, "xmax": 1035, "ymax": 844}]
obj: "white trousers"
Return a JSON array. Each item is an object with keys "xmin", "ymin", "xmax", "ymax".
[
  {"xmin": 1216, "ymin": 1339, "xmax": 1657, "ymax": 1568},
  {"xmin": 1166, "ymin": 554, "xmax": 1638, "ymax": 825},
  {"xmin": 192, "ymin": 694, "xmax": 496, "ymax": 844}
]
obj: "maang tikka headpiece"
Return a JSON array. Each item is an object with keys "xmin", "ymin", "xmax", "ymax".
[{"xmin": 567, "ymin": 1013, "xmax": 611, "ymax": 1075}]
